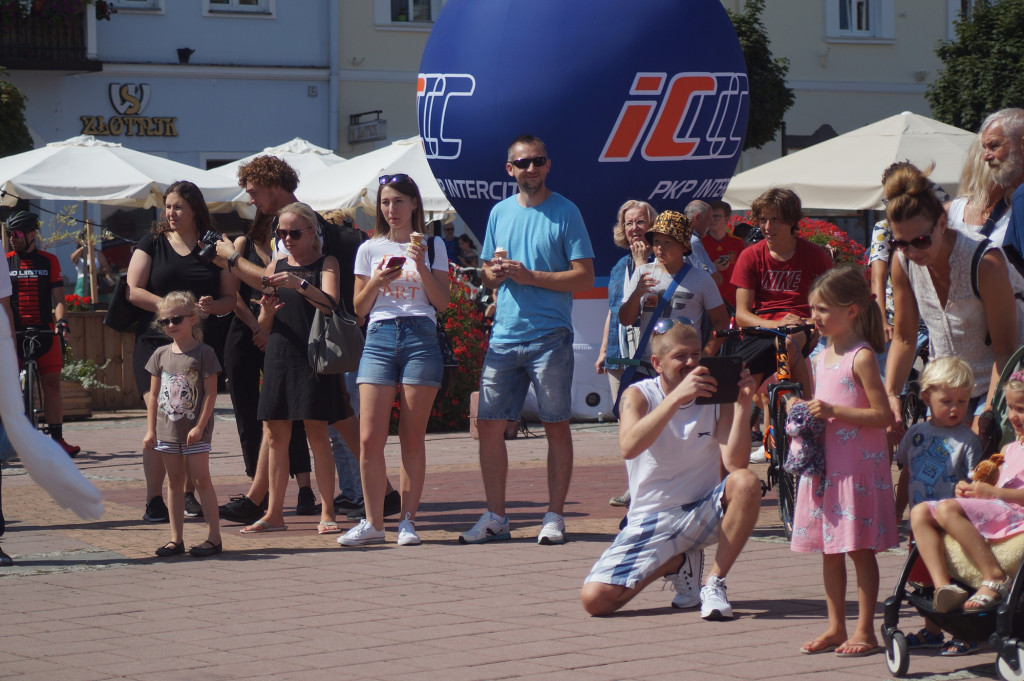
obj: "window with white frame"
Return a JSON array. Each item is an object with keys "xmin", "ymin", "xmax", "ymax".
[
  {"xmin": 112, "ymin": 0, "xmax": 162, "ymax": 9},
  {"xmin": 206, "ymin": 0, "xmax": 272, "ymax": 14},
  {"xmin": 374, "ymin": 0, "xmax": 444, "ymax": 27},
  {"xmin": 825, "ymin": 0, "xmax": 894, "ymax": 39}
]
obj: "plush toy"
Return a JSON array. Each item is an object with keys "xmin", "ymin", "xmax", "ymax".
[
  {"xmin": 783, "ymin": 400, "xmax": 827, "ymax": 480},
  {"xmin": 973, "ymin": 453, "xmax": 1005, "ymax": 486}
]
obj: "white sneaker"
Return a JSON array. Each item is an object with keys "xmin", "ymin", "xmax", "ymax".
[
  {"xmin": 749, "ymin": 446, "xmax": 768, "ymax": 464},
  {"xmin": 537, "ymin": 511, "xmax": 566, "ymax": 545},
  {"xmin": 458, "ymin": 511, "xmax": 510, "ymax": 544},
  {"xmin": 337, "ymin": 519, "xmax": 385, "ymax": 546},
  {"xmin": 397, "ymin": 512, "xmax": 421, "ymax": 546},
  {"xmin": 669, "ymin": 548, "xmax": 704, "ymax": 609},
  {"xmin": 700, "ymin": 574, "xmax": 733, "ymax": 620}
]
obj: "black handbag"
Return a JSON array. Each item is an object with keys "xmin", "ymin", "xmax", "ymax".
[{"xmin": 102, "ymin": 274, "xmax": 145, "ymax": 332}]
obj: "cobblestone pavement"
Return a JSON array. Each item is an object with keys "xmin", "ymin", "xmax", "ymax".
[{"xmin": 0, "ymin": 396, "xmax": 999, "ymax": 680}]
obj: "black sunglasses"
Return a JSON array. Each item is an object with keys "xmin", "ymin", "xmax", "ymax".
[
  {"xmin": 510, "ymin": 156, "xmax": 548, "ymax": 170},
  {"xmin": 157, "ymin": 315, "xmax": 187, "ymax": 327},
  {"xmin": 887, "ymin": 219, "xmax": 937, "ymax": 252},
  {"xmin": 275, "ymin": 228, "xmax": 307, "ymax": 240},
  {"xmin": 379, "ymin": 173, "xmax": 412, "ymax": 185}
]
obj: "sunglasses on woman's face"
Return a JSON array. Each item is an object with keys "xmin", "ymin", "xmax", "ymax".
[
  {"xmin": 157, "ymin": 315, "xmax": 187, "ymax": 327},
  {"xmin": 887, "ymin": 219, "xmax": 938, "ymax": 252},
  {"xmin": 275, "ymin": 228, "xmax": 307, "ymax": 240},
  {"xmin": 379, "ymin": 173, "xmax": 411, "ymax": 185},
  {"xmin": 510, "ymin": 156, "xmax": 548, "ymax": 170}
]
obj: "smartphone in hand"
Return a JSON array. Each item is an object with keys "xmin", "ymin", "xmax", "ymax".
[
  {"xmin": 383, "ymin": 255, "xmax": 407, "ymax": 270},
  {"xmin": 696, "ymin": 356, "xmax": 743, "ymax": 404}
]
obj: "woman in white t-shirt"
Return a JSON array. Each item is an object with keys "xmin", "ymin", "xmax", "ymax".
[{"xmin": 341, "ymin": 174, "xmax": 450, "ymax": 547}]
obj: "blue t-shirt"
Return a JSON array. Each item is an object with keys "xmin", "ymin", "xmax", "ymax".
[
  {"xmin": 895, "ymin": 421, "xmax": 981, "ymax": 509},
  {"xmin": 481, "ymin": 192, "xmax": 594, "ymax": 343}
]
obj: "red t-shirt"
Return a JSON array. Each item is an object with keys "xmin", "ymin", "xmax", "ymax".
[
  {"xmin": 730, "ymin": 238, "xmax": 832, "ymax": 320},
  {"xmin": 701, "ymin": 232, "xmax": 746, "ymax": 308}
]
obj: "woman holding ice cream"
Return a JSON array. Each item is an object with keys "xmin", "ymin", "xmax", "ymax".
[{"xmin": 342, "ymin": 173, "xmax": 450, "ymax": 547}]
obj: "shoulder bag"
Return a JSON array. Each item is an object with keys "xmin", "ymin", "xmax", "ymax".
[
  {"xmin": 307, "ymin": 301, "xmax": 364, "ymax": 375},
  {"xmin": 103, "ymin": 274, "xmax": 145, "ymax": 332}
]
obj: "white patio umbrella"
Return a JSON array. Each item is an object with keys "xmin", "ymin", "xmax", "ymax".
[
  {"xmin": 296, "ymin": 137, "xmax": 453, "ymax": 215},
  {"xmin": 724, "ymin": 112, "xmax": 976, "ymax": 211},
  {"xmin": 0, "ymin": 135, "xmax": 238, "ymax": 209},
  {"xmin": 209, "ymin": 137, "xmax": 346, "ymax": 181}
]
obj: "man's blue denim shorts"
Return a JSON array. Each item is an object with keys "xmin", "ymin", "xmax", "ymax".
[{"xmin": 477, "ymin": 327, "xmax": 574, "ymax": 423}]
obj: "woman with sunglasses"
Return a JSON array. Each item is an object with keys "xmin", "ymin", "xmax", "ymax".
[
  {"xmin": 883, "ymin": 162, "xmax": 1024, "ymax": 444},
  {"xmin": 247, "ymin": 202, "xmax": 343, "ymax": 535},
  {"xmin": 126, "ymin": 180, "xmax": 236, "ymax": 524},
  {"xmin": 340, "ymin": 174, "xmax": 449, "ymax": 547}
]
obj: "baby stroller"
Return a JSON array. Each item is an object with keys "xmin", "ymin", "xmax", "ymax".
[{"xmin": 881, "ymin": 540, "xmax": 1024, "ymax": 678}]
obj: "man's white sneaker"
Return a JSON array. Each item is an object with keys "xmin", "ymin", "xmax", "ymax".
[
  {"xmin": 537, "ymin": 511, "xmax": 566, "ymax": 545},
  {"xmin": 397, "ymin": 513, "xmax": 421, "ymax": 546},
  {"xmin": 338, "ymin": 519, "xmax": 385, "ymax": 546},
  {"xmin": 700, "ymin": 574, "xmax": 733, "ymax": 620},
  {"xmin": 669, "ymin": 547, "xmax": 704, "ymax": 609},
  {"xmin": 458, "ymin": 511, "xmax": 510, "ymax": 544}
]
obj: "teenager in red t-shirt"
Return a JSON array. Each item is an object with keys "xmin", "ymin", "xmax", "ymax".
[
  {"xmin": 702, "ymin": 200, "xmax": 746, "ymax": 310},
  {"xmin": 728, "ymin": 189, "xmax": 832, "ymax": 391}
]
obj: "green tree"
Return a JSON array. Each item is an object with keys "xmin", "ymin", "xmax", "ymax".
[
  {"xmin": 0, "ymin": 67, "xmax": 32, "ymax": 157},
  {"xmin": 727, "ymin": 0, "xmax": 794, "ymax": 150},
  {"xmin": 927, "ymin": 0, "xmax": 1024, "ymax": 132}
]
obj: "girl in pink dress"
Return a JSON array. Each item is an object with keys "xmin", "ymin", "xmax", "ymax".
[
  {"xmin": 911, "ymin": 374, "xmax": 1024, "ymax": 614},
  {"xmin": 792, "ymin": 267, "xmax": 898, "ymax": 658}
]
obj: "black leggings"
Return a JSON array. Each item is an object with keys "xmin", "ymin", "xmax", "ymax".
[{"xmin": 224, "ymin": 318, "xmax": 310, "ymax": 478}]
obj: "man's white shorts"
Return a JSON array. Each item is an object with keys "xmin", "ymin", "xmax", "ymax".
[{"xmin": 583, "ymin": 477, "xmax": 727, "ymax": 590}]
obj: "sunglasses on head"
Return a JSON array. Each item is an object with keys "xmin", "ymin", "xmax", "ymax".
[
  {"xmin": 652, "ymin": 317, "xmax": 695, "ymax": 335},
  {"xmin": 510, "ymin": 156, "xmax": 548, "ymax": 170},
  {"xmin": 379, "ymin": 173, "xmax": 411, "ymax": 185},
  {"xmin": 157, "ymin": 315, "xmax": 188, "ymax": 327},
  {"xmin": 275, "ymin": 228, "xmax": 307, "ymax": 240}
]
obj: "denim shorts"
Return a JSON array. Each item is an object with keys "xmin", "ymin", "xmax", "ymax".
[
  {"xmin": 477, "ymin": 327, "xmax": 573, "ymax": 423},
  {"xmin": 357, "ymin": 316, "xmax": 443, "ymax": 387}
]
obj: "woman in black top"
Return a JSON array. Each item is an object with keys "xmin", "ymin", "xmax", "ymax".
[{"xmin": 126, "ymin": 180, "xmax": 236, "ymax": 523}]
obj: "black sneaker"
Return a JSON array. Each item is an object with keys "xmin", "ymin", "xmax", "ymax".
[
  {"xmin": 0, "ymin": 546, "xmax": 11, "ymax": 566},
  {"xmin": 333, "ymin": 493, "xmax": 364, "ymax": 513},
  {"xmin": 218, "ymin": 494, "xmax": 263, "ymax": 524},
  {"xmin": 143, "ymin": 496, "xmax": 170, "ymax": 523},
  {"xmin": 184, "ymin": 492, "xmax": 203, "ymax": 518},
  {"xmin": 347, "ymin": 489, "xmax": 401, "ymax": 520},
  {"xmin": 296, "ymin": 486, "xmax": 321, "ymax": 516}
]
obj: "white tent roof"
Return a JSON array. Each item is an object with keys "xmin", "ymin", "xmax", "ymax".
[
  {"xmin": 209, "ymin": 137, "xmax": 346, "ymax": 180},
  {"xmin": 0, "ymin": 135, "xmax": 238, "ymax": 209},
  {"xmin": 296, "ymin": 137, "xmax": 453, "ymax": 214},
  {"xmin": 723, "ymin": 112, "xmax": 976, "ymax": 211}
]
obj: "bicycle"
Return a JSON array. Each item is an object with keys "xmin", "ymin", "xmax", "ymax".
[
  {"xmin": 714, "ymin": 321, "xmax": 816, "ymax": 539},
  {"xmin": 15, "ymin": 327, "xmax": 59, "ymax": 432}
]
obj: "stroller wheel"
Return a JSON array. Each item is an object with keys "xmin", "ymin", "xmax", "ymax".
[
  {"xmin": 886, "ymin": 631, "xmax": 909, "ymax": 677},
  {"xmin": 997, "ymin": 645, "xmax": 1024, "ymax": 681}
]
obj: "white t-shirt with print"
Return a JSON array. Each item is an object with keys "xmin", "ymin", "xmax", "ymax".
[{"xmin": 354, "ymin": 236, "xmax": 448, "ymax": 324}]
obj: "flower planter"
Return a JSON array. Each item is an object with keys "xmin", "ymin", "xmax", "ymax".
[
  {"xmin": 60, "ymin": 381, "xmax": 92, "ymax": 420},
  {"xmin": 65, "ymin": 311, "xmax": 140, "ymax": 410}
]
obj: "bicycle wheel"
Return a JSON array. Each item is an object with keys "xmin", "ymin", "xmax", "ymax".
[
  {"xmin": 22, "ymin": 361, "xmax": 43, "ymax": 430},
  {"xmin": 769, "ymin": 385, "xmax": 800, "ymax": 539}
]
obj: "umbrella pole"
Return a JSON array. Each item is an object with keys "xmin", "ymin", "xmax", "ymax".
[{"xmin": 84, "ymin": 202, "xmax": 98, "ymax": 304}]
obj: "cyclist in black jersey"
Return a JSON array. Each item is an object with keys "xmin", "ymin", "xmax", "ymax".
[{"xmin": 6, "ymin": 212, "xmax": 79, "ymax": 457}]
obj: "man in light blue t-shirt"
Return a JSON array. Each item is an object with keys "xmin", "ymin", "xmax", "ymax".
[{"xmin": 459, "ymin": 134, "xmax": 594, "ymax": 547}]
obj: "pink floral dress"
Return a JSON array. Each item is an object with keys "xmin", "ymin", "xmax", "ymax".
[
  {"xmin": 926, "ymin": 440, "xmax": 1024, "ymax": 540},
  {"xmin": 791, "ymin": 343, "xmax": 900, "ymax": 554}
]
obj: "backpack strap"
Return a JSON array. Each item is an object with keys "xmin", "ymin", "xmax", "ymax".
[
  {"xmin": 971, "ymin": 237, "xmax": 992, "ymax": 300},
  {"xmin": 981, "ymin": 199, "xmax": 1009, "ymax": 238}
]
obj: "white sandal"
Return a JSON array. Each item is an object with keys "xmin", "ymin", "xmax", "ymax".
[{"xmin": 964, "ymin": 578, "xmax": 1009, "ymax": 611}]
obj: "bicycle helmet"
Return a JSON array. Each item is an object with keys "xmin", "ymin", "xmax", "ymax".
[{"xmin": 6, "ymin": 211, "xmax": 39, "ymax": 233}]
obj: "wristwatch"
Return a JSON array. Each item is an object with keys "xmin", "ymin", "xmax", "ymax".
[
  {"xmin": 227, "ymin": 252, "xmax": 241, "ymax": 269},
  {"xmin": 299, "ymin": 279, "xmax": 309, "ymax": 291}
]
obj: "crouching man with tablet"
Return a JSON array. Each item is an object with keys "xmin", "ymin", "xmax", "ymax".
[{"xmin": 580, "ymin": 319, "xmax": 761, "ymax": 619}]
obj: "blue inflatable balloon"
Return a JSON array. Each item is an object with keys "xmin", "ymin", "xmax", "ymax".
[{"xmin": 417, "ymin": 0, "xmax": 749, "ymax": 277}]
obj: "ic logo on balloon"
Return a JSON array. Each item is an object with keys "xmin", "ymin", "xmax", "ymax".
[{"xmin": 417, "ymin": 73, "xmax": 477, "ymax": 161}]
